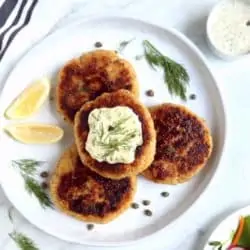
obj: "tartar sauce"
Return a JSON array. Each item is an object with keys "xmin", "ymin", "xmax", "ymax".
[
  {"xmin": 208, "ymin": 0, "xmax": 250, "ymax": 56},
  {"xmin": 85, "ymin": 106, "xmax": 143, "ymax": 164}
]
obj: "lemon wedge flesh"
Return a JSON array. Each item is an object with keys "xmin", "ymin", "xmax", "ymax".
[
  {"xmin": 5, "ymin": 77, "xmax": 50, "ymax": 119},
  {"xmin": 5, "ymin": 123, "xmax": 64, "ymax": 144}
]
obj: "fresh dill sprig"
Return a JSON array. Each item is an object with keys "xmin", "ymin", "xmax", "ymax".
[
  {"xmin": 12, "ymin": 159, "xmax": 44, "ymax": 176},
  {"xmin": 142, "ymin": 40, "xmax": 190, "ymax": 101},
  {"xmin": 7, "ymin": 207, "xmax": 40, "ymax": 250},
  {"xmin": 24, "ymin": 176, "xmax": 52, "ymax": 209},
  {"xmin": 9, "ymin": 231, "xmax": 39, "ymax": 250},
  {"xmin": 11, "ymin": 159, "xmax": 52, "ymax": 209},
  {"xmin": 117, "ymin": 38, "xmax": 135, "ymax": 53}
]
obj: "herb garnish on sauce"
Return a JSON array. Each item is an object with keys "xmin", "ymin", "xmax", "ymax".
[{"xmin": 86, "ymin": 107, "xmax": 143, "ymax": 164}]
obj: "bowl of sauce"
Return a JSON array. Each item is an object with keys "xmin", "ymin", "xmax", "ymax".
[{"xmin": 206, "ymin": 0, "xmax": 250, "ymax": 60}]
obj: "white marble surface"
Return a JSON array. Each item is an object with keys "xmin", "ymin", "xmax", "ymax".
[{"xmin": 1, "ymin": 0, "xmax": 250, "ymax": 249}]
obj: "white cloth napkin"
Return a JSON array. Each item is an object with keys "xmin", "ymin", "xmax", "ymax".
[{"xmin": 0, "ymin": 0, "xmax": 79, "ymax": 91}]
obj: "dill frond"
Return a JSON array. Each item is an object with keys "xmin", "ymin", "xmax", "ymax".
[{"xmin": 143, "ymin": 40, "xmax": 189, "ymax": 101}]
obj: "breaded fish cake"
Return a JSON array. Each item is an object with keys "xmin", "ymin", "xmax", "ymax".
[
  {"xmin": 56, "ymin": 50, "xmax": 139, "ymax": 124},
  {"xmin": 50, "ymin": 145, "xmax": 136, "ymax": 223},
  {"xmin": 74, "ymin": 90, "xmax": 156, "ymax": 179},
  {"xmin": 142, "ymin": 104, "xmax": 213, "ymax": 184}
]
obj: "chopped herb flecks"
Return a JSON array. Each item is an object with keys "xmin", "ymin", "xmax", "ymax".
[{"xmin": 117, "ymin": 38, "xmax": 135, "ymax": 53}]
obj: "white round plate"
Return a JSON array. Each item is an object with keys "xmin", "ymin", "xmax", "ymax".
[
  {"xmin": 0, "ymin": 17, "xmax": 226, "ymax": 246},
  {"xmin": 203, "ymin": 206, "xmax": 250, "ymax": 250}
]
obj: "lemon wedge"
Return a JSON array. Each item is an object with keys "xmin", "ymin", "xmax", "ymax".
[
  {"xmin": 5, "ymin": 77, "xmax": 50, "ymax": 119},
  {"xmin": 5, "ymin": 123, "xmax": 64, "ymax": 144}
]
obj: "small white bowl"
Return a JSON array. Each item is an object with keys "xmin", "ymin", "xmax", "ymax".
[{"xmin": 206, "ymin": 0, "xmax": 248, "ymax": 60}]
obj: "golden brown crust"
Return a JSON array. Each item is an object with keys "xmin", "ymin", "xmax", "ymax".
[
  {"xmin": 50, "ymin": 145, "xmax": 136, "ymax": 224},
  {"xmin": 74, "ymin": 90, "xmax": 156, "ymax": 179},
  {"xmin": 142, "ymin": 103, "xmax": 213, "ymax": 184},
  {"xmin": 56, "ymin": 50, "xmax": 139, "ymax": 124}
]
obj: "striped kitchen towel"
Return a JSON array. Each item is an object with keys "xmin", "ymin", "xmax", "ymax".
[
  {"xmin": 0, "ymin": 0, "xmax": 38, "ymax": 61},
  {"xmin": 0, "ymin": 0, "xmax": 76, "ymax": 91}
]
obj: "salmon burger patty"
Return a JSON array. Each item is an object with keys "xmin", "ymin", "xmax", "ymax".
[
  {"xmin": 50, "ymin": 145, "xmax": 136, "ymax": 223},
  {"xmin": 74, "ymin": 90, "xmax": 156, "ymax": 179},
  {"xmin": 56, "ymin": 50, "xmax": 139, "ymax": 124},
  {"xmin": 142, "ymin": 103, "xmax": 213, "ymax": 184}
]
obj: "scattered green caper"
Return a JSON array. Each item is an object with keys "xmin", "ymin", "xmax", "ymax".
[
  {"xmin": 87, "ymin": 224, "xmax": 94, "ymax": 230},
  {"xmin": 161, "ymin": 192, "xmax": 169, "ymax": 197},
  {"xmin": 131, "ymin": 202, "xmax": 139, "ymax": 209},
  {"xmin": 144, "ymin": 209, "xmax": 152, "ymax": 216},
  {"xmin": 142, "ymin": 200, "xmax": 151, "ymax": 206}
]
